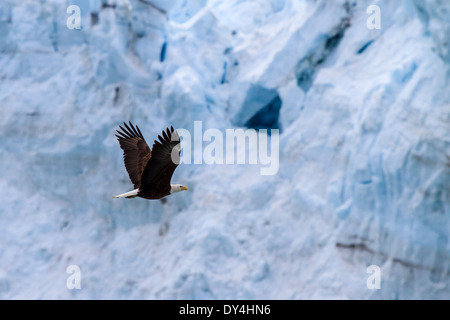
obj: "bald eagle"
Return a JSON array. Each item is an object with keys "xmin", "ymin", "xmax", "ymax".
[{"xmin": 113, "ymin": 122, "xmax": 188, "ymax": 200}]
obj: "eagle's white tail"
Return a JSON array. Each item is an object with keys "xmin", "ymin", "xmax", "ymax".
[{"xmin": 113, "ymin": 189, "xmax": 139, "ymax": 199}]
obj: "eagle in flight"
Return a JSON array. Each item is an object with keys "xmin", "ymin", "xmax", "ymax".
[{"xmin": 113, "ymin": 122, "xmax": 188, "ymax": 200}]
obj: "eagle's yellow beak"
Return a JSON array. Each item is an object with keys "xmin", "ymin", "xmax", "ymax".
[{"xmin": 182, "ymin": 186, "xmax": 189, "ymax": 191}]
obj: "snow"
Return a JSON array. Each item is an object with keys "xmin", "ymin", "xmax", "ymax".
[{"xmin": 0, "ymin": 0, "xmax": 449, "ymax": 299}]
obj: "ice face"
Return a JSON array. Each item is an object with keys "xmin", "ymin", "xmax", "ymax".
[{"xmin": 0, "ymin": 0, "xmax": 448, "ymax": 299}]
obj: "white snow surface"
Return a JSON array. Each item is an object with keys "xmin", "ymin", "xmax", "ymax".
[{"xmin": 0, "ymin": 0, "xmax": 449, "ymax": 299}]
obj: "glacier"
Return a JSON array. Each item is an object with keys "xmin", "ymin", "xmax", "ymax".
[{"xmin": 0, "ymin": 0, "xmax": 449, "ymax": 299}]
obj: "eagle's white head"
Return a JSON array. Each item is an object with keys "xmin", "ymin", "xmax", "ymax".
[{"xmin": 170, "ymin": 184, "xmax": 189, "ymax": 194}]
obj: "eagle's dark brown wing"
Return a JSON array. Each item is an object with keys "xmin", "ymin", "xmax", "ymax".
[
  {"xmin": 140, "ymin": 126, "xmax": 181, "ymax": 192},
  {"xmin": 115, "ymin": 122, "xmax": 152, "ymax": 189}
]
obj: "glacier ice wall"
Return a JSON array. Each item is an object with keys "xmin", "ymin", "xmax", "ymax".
[{"xmin": 0, "ymin": 0, "xmax": 449, "ymax": 299}]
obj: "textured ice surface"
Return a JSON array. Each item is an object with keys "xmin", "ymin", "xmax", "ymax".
[{"xmin": 0, "ymin": 0, "xmax": 449, "ymax": 299}]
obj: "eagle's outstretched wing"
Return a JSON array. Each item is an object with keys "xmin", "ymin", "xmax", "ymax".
[
  {"xmin": 115, "ymin": 122, "xmax": 152, "ymax": 189},
  {"xmin": 140, "ymin": 126, "xmax": 181, "ymax": 190}
]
